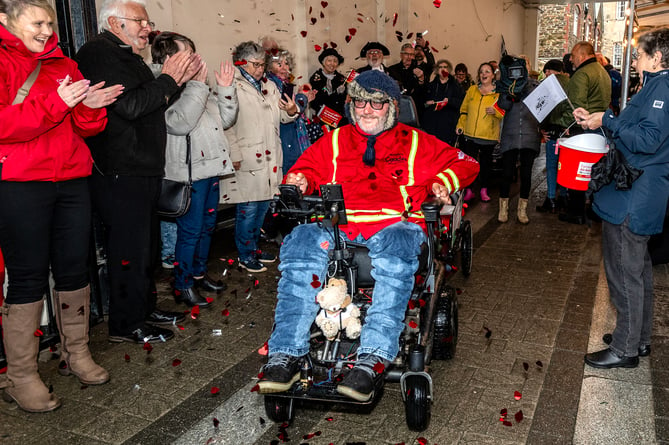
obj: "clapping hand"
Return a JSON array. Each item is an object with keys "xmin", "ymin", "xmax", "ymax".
[{"xmin": 57, "ymin": 75, "xmax": 90, "ymax": 108}]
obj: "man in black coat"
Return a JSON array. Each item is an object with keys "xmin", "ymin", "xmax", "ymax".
[
  {"xmin": 76, "ymin": 0, "xmax": 199, "ymax": 344},
  {"xmin": 357, "ymin": 41, "xmax": 390, "ymax": 73}
]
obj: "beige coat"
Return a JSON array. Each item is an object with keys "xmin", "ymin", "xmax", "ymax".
[{"xmin": 221, "ymin": 70, "xmax": 296, "ymax": 204}]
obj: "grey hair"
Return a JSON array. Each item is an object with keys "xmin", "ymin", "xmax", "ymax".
[
  {"xmin": 0, "ymin": 0, "xmax": 56, "ymax": 26},
  {"xmin": 98, "ymin": 0, "xmax": 147, "ymax": 33},
  {"xmin": 268, "ymin": 49, "xmax": 293, "ymax": 70},
  {"xmin": 637, "ymin": 27, "xmax": 669, "ymax": 69},
  {"xmin": 400, "ymin": 43, "xmax": 414, "ymax": 52},
  {"xmin": 233, "ymin": 41, "xmax": 266, "ymax": 65},
  {"xmin": 433, "ymin": 59, "xmax": 453, "ymax": 76}
]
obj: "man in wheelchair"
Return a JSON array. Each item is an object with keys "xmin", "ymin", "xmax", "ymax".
[{"xmin": 258, "ymin": 71, "xmax": 479, "ymax": 402}]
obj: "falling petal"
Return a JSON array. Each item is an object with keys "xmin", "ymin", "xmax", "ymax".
[
  {"xmin": 348, "ymin": 28, "xmax": 357, "ymax": 36},
  {"xmin": 300, "ymin": 30, "xmax": 307, "ymax": 37},
  {"xmin": 172, "ymin": 358, "xmax": 182, "ymax": 367},
  {"xmin": 407, "ymin": 32, "xmax": 414, "ymax": 39},
  {"xmin": 321, "ymin": 0, "xmax": 328, "ymax": 7},
  {"xmin": 433, "ymin": 0, "xmax": 442, "ymax": 7},
  {"xmin": 311, "ymin": 17, "xmax": 317, "ymax": 25},
  {"xmin": 515, "ymin": 410, "xmax": 524, "ymax": 423},
  {"xmin": 514, "ymin": 390, "xmax": 522, "ymax": 400},
  {"xmin": 392, "ymin": 12, "xmax": 398, "ymax": 26},
  {"xmin": 431, "ymin": 46, "xmax": 439, "ymax": 53},
  {"xmin": 273, "ymin": 166, "xmax": 278, "ymax": 173},
  {"xmin": 265, "ymin": 149, "xmax": 272, "ymax": 155},
  {"xmin": 357, "ymin": 17, "xmax": 363, "ymax": 23},
  {"xmin": 205, "ymin": 297, "xmax": 214, "ymax": 304},
  {"xmin": 234, "ymin": 59, "xmax": 247, "ymax": 66},
  {"xmin": 314, "ymin": 44, "xmax": 322, "ymax": 51},
  {"xmin": 320, "ymin": 11, "xmax": 324, "ymax": 18},
  {"xmin": 331, "ymin": 42, "xmax": 337, "ymax": 48},
  {"xmin": 309, "ymin": 6, "xmax": 313, "ymax": 14},
  {"xmin": 256, "ymin": 153, "xmax": 263, "ymax": 158},
  {"xmin": 33, "ymin": 329, "xmax": 43, "ymax": 337},
  {"xmin": 345, "ymin": 35, "xmax": 352, "ymax": 43}
]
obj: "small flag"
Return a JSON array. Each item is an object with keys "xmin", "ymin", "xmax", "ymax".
[{"xmin": 522, "ymin": 74, "xmax": 568, "ymax": 123}]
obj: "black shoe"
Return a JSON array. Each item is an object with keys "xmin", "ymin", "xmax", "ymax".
[
  {"xmin": 257, "ymin": 353, "xmax": 302, "ymax": 393},
  {"xmin": 336, "ymin": 354, "xmax": 388, "ymax": 402},
  {"xmin": 536, "ymin": 198, "xmax": 557, "ymax": 214},
  {"xmin": 194, "ymin": 275, "xmax": 227, "ymax": 292},
  {"xmin": 602, "ymin": 333, "xmax": 651, "ymax": 357},
  {"xmin": 174, "ymin": 287, "xmax": 211, "ymax": 308},
  {"xmin": 145, "ymin": 308, "xmax": 186, "ymax": 326},
  {"xmin": 558, "ymin": 212, "xmax": 585, "ymax": 225},
  {"xmin": 109, "ymin": 325, "xmax": 174, "ymax": 344},
  {"xmin": 584, "ymin": 348, "xmax": 639, "ymax": 369}
]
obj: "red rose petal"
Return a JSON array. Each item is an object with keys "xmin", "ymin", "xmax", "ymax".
[
  {"xmin": 431, "ymin": 46, "xmax": 439, "ymax": 53},
  {"xmin": 258, "ymin": 342, "xmax": 268, "ymax": 355},
  {"xmin": 222, "ymin": 309, "xmax": 230, "ymax": 316},
  {"xmin": 121, "ymin": 259, "xmax": 130, "ymax": 266},
  {"xmin": 515, "ymin": 410, "xmax": 524, "ymax": 423},
  {"xmin": 392, "ymin": 12, "xmax": 398, "ymax": 26},
  {"xmin": 372, "ymin": 362, "xmax": 385, "ymax": 374},
  {"xmin": 213, "ymin": 417, "xmax": 220, "ymax": 427},
  {"xmin": 407, "ymin": 32, "xmax": 414, "ymax": 39},
  {"xmin": 418, "ymin": 299, "xmax": 426, "ymax": 307},
  {"xmin": 33, "ymin": 329, "xmax": 43, "ymax": 337},
  {"xmin": 205, "ymin": 297, "xmax": 214, "ymax": 304},
  {"xmin": 172, "ymin": 358, "xmax": 182, "ymax": 367},
  {"xmin": 262, "ymin": 89, "xmax": 268, "ymax": 95},
  {"xmin": 250, "ymin": 384, "xmax": 260, "ymax": 392},
  {"xmin": 330, "ymin": 42, "xmax": 337, "ymax": 48},
  {"xmin": 503, "ymin": 420, "xmax": 513, "ymax": 427},
  {"xmin": 314, "ymin": 44, "xmax": 322, "ymax": 51},
  {"xmin": 348, "ymin": 28, "xmax": 357, "ymax": 36},
  {"xmin": 273, "ymin": 166, "xmax": 278, "ymax": 172},
  {"xmin": 408, "ymin": 320, "xmax": 418, "ymax": 329},
  {"xmin": 408, "ymin": 300, "xmax": 416, "ymax": 310},
  {"xmin": 357, "ymin": 17, "xmax": 363, "ymax": 23},
  {"xmin": 191, "ymin": 306, "xmax": 200, "ymax": 319},
  {"xmin": 256, "ymin": 153, "xmax": 262, "ymax": 158},
  {"xmin": 320, "ymin": 241, "xmax": 329, "ymax": 250},
  {"xmin": 234, "ymin": 59, "xmax": 247, "ymax": 66},
  {"xmin": 321, "ymin": 1, "xmax": 328, "ymax": 7},
  {"xmin": 311, "ymin": 17, "xmax": 317, "ymax": 25},
  {"xmin": 143, "ymin": 342, "xmax": 153, "ymax": 353},
  {"xmin": 61, "ymin": 303, "xmax": 70, "ymax": 309},
  {"xmin": 302, "ymin": 84, "xmax": 311, "ymax": 92},
  {"xmin": 433, "ymin": 0, "xmax": 442, "ymax": 7},
  {"xmin": 265, "ymin": 149, "xmax": 271, "ymax": 155},
  {"xmin": 326, "ymin": 416, "xmax": 334, "ymax": 421},
  {"xmin": 345, "ymin": 35, "xmax": 352, "ymax": 43},
  {"xmin": 300, "ymin": 30, "xmax": 307, "ymax": 37},
  {"xmin": 500, "ymin": 408, "xmax": 508, "ymax": 417},
  {"xmin": 320, "ymin": 11, "xmax": 325, "ymax": 19},
  {"xmin": 417, "ymin": 438, "xmax": 428, "ymax": 445},
  {"xmin": 211, "ymin": 386, "xmax": 220, "ymax": 394},
  {"xmin": 514, "ymin": 390, "xmax": 522, "ymax": 400},
  {"xmin": 177, "ymin": 325, "xmax": 185, "ymax": 330},
  {"xmin": 124, "ymin": 353, "xmax": 131, "ymax": 362}
]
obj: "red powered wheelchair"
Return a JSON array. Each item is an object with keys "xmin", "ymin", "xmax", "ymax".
[{"xmin": 262, "ymin": 184, "xmax": 472, "ymax": 431}]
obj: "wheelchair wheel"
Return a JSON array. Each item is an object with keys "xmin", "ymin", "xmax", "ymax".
[
  {"xmin": 404, "ymin": 374, "xmax": 431, "ymax": 431},
  {"xmin": 264, "ymin": 395, "xmax": 294, "ymax": 423},
  {"xmin": 460, "ymin": 220, "xmax": 473, "ymax": 277},
  {"xmin": 431, "ymin": 286, "xmax": 458, "ymax": 360}
]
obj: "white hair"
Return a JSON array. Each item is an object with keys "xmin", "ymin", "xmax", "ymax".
[{"xmin": 98, "ymin": 0, "xmax": 147, "ymax": 32}]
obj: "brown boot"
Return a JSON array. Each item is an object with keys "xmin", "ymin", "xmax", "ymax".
[
  {"xmin": 1, "ymin": 300, "xmax": 61, "ymax": 412},
  {"xmin": 498, "ymin": 198, "xmax": 509, "ymax": 223},
  {"xmin": 54, "ymin": 286, "xmax": 109, "ymax": 385},
  {"xmin": 517, "ymin": 198, "xmax": 530, "ymax": 224}
]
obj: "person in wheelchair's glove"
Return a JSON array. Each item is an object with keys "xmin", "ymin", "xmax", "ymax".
[{"xmin": 257, "ymin": 71, "xmax": 480, "ymax": 402}]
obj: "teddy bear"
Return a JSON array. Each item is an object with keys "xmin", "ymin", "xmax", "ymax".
[{"xmin": 315, "ymin": 277, "xmax": 362, "ymax": 340}]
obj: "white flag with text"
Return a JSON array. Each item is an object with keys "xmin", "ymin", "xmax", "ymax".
[{"xmin": 522, "ymin": 74, "xmax": 568, "ymax": 123}]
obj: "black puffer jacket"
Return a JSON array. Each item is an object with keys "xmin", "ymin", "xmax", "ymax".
[
  {"xmin": 75, "ymin": 31, "xmax": 180, "ymax": 176},
  {"xmin": 498, "ymin": 79, "xmax": 541, "ymax": 154}
]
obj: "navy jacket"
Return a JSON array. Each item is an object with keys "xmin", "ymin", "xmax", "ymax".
[{"xmin": 594, "ymin": 69, "xmax": 669, "ymax": 235}]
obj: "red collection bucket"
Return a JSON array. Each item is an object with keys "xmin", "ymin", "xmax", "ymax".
[{"xmin": 557, "ymin": 133, "xmax": 609, "ymax": 191}]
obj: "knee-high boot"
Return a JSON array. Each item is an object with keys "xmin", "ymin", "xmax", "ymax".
[
  {"xmin": 1, "ymin": 300, "xmax": 61, "ymax": 412},
  {"xmin": 54, "ymin": 286, "xmax": 109, "ymax": 385}
]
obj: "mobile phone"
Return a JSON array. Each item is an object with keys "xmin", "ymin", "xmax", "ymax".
[{"xmin": 282, "ymin": 83, "xmax": 294, "ymax": 99}]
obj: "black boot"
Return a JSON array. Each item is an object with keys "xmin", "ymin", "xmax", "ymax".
[
  {"xmin": 536, "ymin": 197, "xmax": 557, "ymax": 213},
  {"xmin": 174, "ymin": 287, "xmax": 211, "ymax": 308}
]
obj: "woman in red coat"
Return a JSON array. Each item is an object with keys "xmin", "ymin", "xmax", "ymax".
[{"xmin": 0, "ymin": 0, "xmax": 122, "ymax": 412}]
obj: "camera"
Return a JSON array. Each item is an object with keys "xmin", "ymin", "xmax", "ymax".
[{"xmin": 507, "ymin": 66, "xmax": 524, "ymax": 80}]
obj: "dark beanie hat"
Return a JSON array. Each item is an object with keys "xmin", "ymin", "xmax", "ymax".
[
  {"xmin": 318, "ymin": 48, "xmax": 344, "ymax": 65},
  {"xmin": 543, "ymin": 59, "xmax": 564, "ymax": 73}
]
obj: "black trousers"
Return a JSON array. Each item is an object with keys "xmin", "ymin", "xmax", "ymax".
[
  {"xmin": 0, "ymin": 179, "xmax": 91, "ymax": 304},
  {"xmin": 499, "ymin": 148, "xmax": 536, "ymax": 199},
  {"xmin": 461, "ymin": 138, "xmax": 496, "ymax": 189},
  {"xmin": 89, "ymin": 173, "xmax": 160, "ymax": 336}
]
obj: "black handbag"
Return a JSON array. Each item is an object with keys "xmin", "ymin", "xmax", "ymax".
[{"xmin": 157, "ymin": 135, "xmax": 192, "ymax": 218}]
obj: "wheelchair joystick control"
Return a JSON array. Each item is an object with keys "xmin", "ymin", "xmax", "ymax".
[{"xmin": 300, "ymin": 359, "xmax": 313, "ymax": 389}]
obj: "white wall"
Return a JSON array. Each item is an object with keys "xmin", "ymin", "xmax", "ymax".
[{"xmin": 94, "ymin": 0, "xmax": 532, "ymax": 85}]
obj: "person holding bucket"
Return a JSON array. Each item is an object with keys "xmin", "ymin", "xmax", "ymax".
[{"xmin": 573, "ymin": 28, "xmax": 669, "ymax": 369}]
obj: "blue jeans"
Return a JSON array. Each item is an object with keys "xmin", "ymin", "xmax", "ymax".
[
  {"xmin": 602, "ymin": 219, "xmax": 653, "ymax": 357},
  {"xmin": 174, "ymin": 177, "xmax": 220, "ymax": 289},
  {"xmin": 268, "ymin": 221, "xmax": 426, "ymax": 362},
  {"xmin": 235, "ymin": 200, "xmax": 271, "ymax": 261},
  {"xmin": 160, "ymin": 220, "xmax": 177, "ymax": 263},
  {"xmin": 545, "ymin": 139, "xmax": 565, "ymax": 199}
]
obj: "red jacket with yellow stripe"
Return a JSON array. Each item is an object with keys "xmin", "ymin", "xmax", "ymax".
[{"xmin": 287, "ymin": 123, "xmax": 480, "ymax": 239}]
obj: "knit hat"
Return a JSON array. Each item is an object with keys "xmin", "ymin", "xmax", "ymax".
[
  {"xmin": 318, "ymin": 48, "xmax": 344, "ymax": 65},
  {"xmin": 543, "ymin": 59, "xmax": 564, "ymax": 73},
  {"xmin": 346, "ymin": 71, "xmax": 401, "ymax": 166}
]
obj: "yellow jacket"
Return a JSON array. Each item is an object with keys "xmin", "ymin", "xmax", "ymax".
[{"xmin": 456, "ymin": 84, "xmax": 504, "ymax": 142}]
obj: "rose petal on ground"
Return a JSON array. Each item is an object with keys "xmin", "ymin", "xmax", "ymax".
[
  {"xmin": 515, "ymin": 410, "xmax": 524, "ymax": 423},
  {"xmin": 222, "ymin": 309, "xmax": 230, "ymax": 316},
  {"xmin": 523, "ymin": 362, "xmax": 529, "ymax": 371},
  {"xmin": 211, "ymin": 386, "xmax": 220, "ymax": 394},
  {"xmin": 373, "ymin": 362, "xmax": 385, "ymax": 374},
  {"xmin": 514, "ymin": 390, "xmax": 522, "ymax": 400},
  {"xmin": 191, "ymin": 306, "xmax": 200, "ymax": 319},
  {"xmin": 124, "ymin": 353, "xmax": 131, "ymax": 362},
  {"xmin": 172, "ymin": 358, "xmax": 182, "ymax": 367},
  {"xmin": 258, "ymin": 342, "xmax": 269, "ymax": 355},
  {"xmin": 143, "ymin": 342, "xmax": 153, "ymax": 353},
  {"xmin": 213, "ymin": 417, "xmax": 220, "ymax": 427},
  {"xmin": 408, "ymin": 320, "xmax": 418, "ymax": 329}
]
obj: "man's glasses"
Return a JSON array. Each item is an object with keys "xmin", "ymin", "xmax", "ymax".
[
  {"xmin": 117, "ymin": 17, "xmax": 155, "ymax": 28},
  {"xmin": 353, "ymin": 99, "xmax": 388, "ymax": 110}
]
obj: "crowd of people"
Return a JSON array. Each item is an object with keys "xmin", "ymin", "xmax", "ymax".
[{"xmin": 0, "ymin": 0, "xmax": 667, "ymax": 414}]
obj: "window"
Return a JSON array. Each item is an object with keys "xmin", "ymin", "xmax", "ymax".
[
  {"xmin": 613, "ymin": 43, "xmax": 623, "ymax": 68},
  {"xmin": 616, "ymin": 1, "xmax": 627, "ymax": 20}
]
